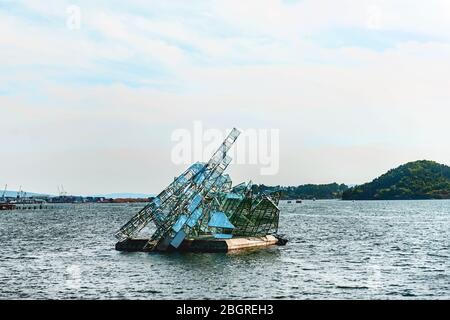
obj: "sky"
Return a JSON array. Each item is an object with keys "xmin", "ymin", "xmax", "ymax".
[{"xmin": 1, "ymin": 0, "xmax": 450, "ymax": 195}]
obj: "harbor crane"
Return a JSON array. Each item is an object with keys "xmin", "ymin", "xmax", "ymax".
[
  {"xmin": 1, "ymin": 184, "xmax": 7, "ymax": 202},
  {"xmin": 57, "ymin": 185, "xmax": 68, "ymax": 197}
]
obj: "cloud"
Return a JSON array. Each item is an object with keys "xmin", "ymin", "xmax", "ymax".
[{"xmin": 1, "ymin": 1, "xmax": 450, "ymax": 193}]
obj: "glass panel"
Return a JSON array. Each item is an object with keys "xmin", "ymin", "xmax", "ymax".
[
  {"xmin": 213, "ymin": 233, "xmax": 233, "ymax": 239},
  {"xmin": 193, "ymin": 172, "xmax": 205, "ymax": 185},
  {"xmin": 187, "ymin": 194, "xmax": 202, "ymax": 212},
  {"xmin": 172, "ymin": 215, "xmax": 188, "ymax": 232},
  {"xmin": 170, "ymin": 230, "xmax": 186, "ymax": 248},
  {"xmin": 153, "ymin": 197, "xmax": 161, "ymax": 208},
  {"xmin": 186, "ymin": 207, "xmax": 203, "ymax": 228},
  {"xmin": 208, "ymin": 211, "xmax": 235, "ymax": 229}
]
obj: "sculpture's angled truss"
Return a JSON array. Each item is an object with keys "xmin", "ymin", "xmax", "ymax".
[{"xmin": 115, "ymin": 127, "xmax": 281, "ymax": 251}]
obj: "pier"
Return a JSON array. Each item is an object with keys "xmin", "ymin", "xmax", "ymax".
[
  {"xmin": 0, "ymin": 203, "xmax": 73, "ymax": 211},
  {"xmin": 0, "ymin": 203, "xmax": 16, "ymax": 210}
]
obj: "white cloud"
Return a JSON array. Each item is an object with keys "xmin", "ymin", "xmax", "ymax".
[{"xmin": 1, "ymin": 1, "xmax": 450, "ymax": 193}]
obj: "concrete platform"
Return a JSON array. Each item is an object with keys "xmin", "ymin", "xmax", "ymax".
[{"xmin": 115, "ymin": 235, "xmax": 280, "ymax": 253}]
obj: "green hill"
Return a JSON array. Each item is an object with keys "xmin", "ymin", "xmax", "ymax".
[
  {"xmin": 253, "ymin": 183, "xmax": 348, "ymax": 200},
  {"xmin": 342, "ymin": 160, "xmax": 450, "ymax": 200}
]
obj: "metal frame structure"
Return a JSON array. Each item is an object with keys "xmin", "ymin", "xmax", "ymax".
[{"xmin": 115, "ymin": 127, "xmax": 281, "ymax": 251}]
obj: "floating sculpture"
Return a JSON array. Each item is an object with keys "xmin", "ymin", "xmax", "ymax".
[{"xmin": 115, "ymin": 128, "xmax": 285, "ymax": 252}]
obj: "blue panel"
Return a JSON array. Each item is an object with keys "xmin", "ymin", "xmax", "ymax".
[
  {"xmin": 193, "ymin": 172, "xmax": 205, "ymax": 185},
  {"xmin": 172, "ymin": 215, "xmax": 187, "ymax": 232},
  {"xmin": 187, "ymin": 194, "xmax": 202, "ymax": 212},
  {"xmin": 215, "ymin": 175, "xmax": 226, "ymax": 186},
  {"xmin": 176, "ymin": 175, "xmax": 188, "ymax": 184},
  {"xmin": 226, "ymin": 193, "xmax": 243, "ymax": 200},
  {"xmin": 186, "ymin": 207, "xmax": 203, "ymax": 228},
  {"xmin": 208, "ymin": 211, "xmax": 235, "ymax": 229},
  {"xmin": 155, "ymin": 211, "xmax": 165, "ymax": 222},
  {"xmin": 190, "ymin": 162, "xmax": 205, "ymax": 173},
  {"xmin": 170, "ymin": 230, "xmax": 186, "ymax": 248},
  {"xmin": 153, "ymin": 197, "xmax": 161, "ymax": 208},
  {"xmin": 213, "ymin": 233, "xmax": 233, "ymax": 239}
]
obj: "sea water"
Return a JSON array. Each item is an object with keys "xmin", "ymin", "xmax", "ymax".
[{"xmin": 0, "ymin": 200, "xmax": 448, "ymax": 299}]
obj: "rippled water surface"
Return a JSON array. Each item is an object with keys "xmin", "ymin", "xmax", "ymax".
[{"xmin": 0, "ymin": 200, "xmax": 448, "ymax": 299}]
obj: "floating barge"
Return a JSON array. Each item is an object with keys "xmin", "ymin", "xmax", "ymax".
[
  {"xmin": 116, "ymin": 235, "xmax": 281, "ymax": 253},
  {"xmin": 115, "ymin": 128, "xmax": 287, "ymax": 253}
]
